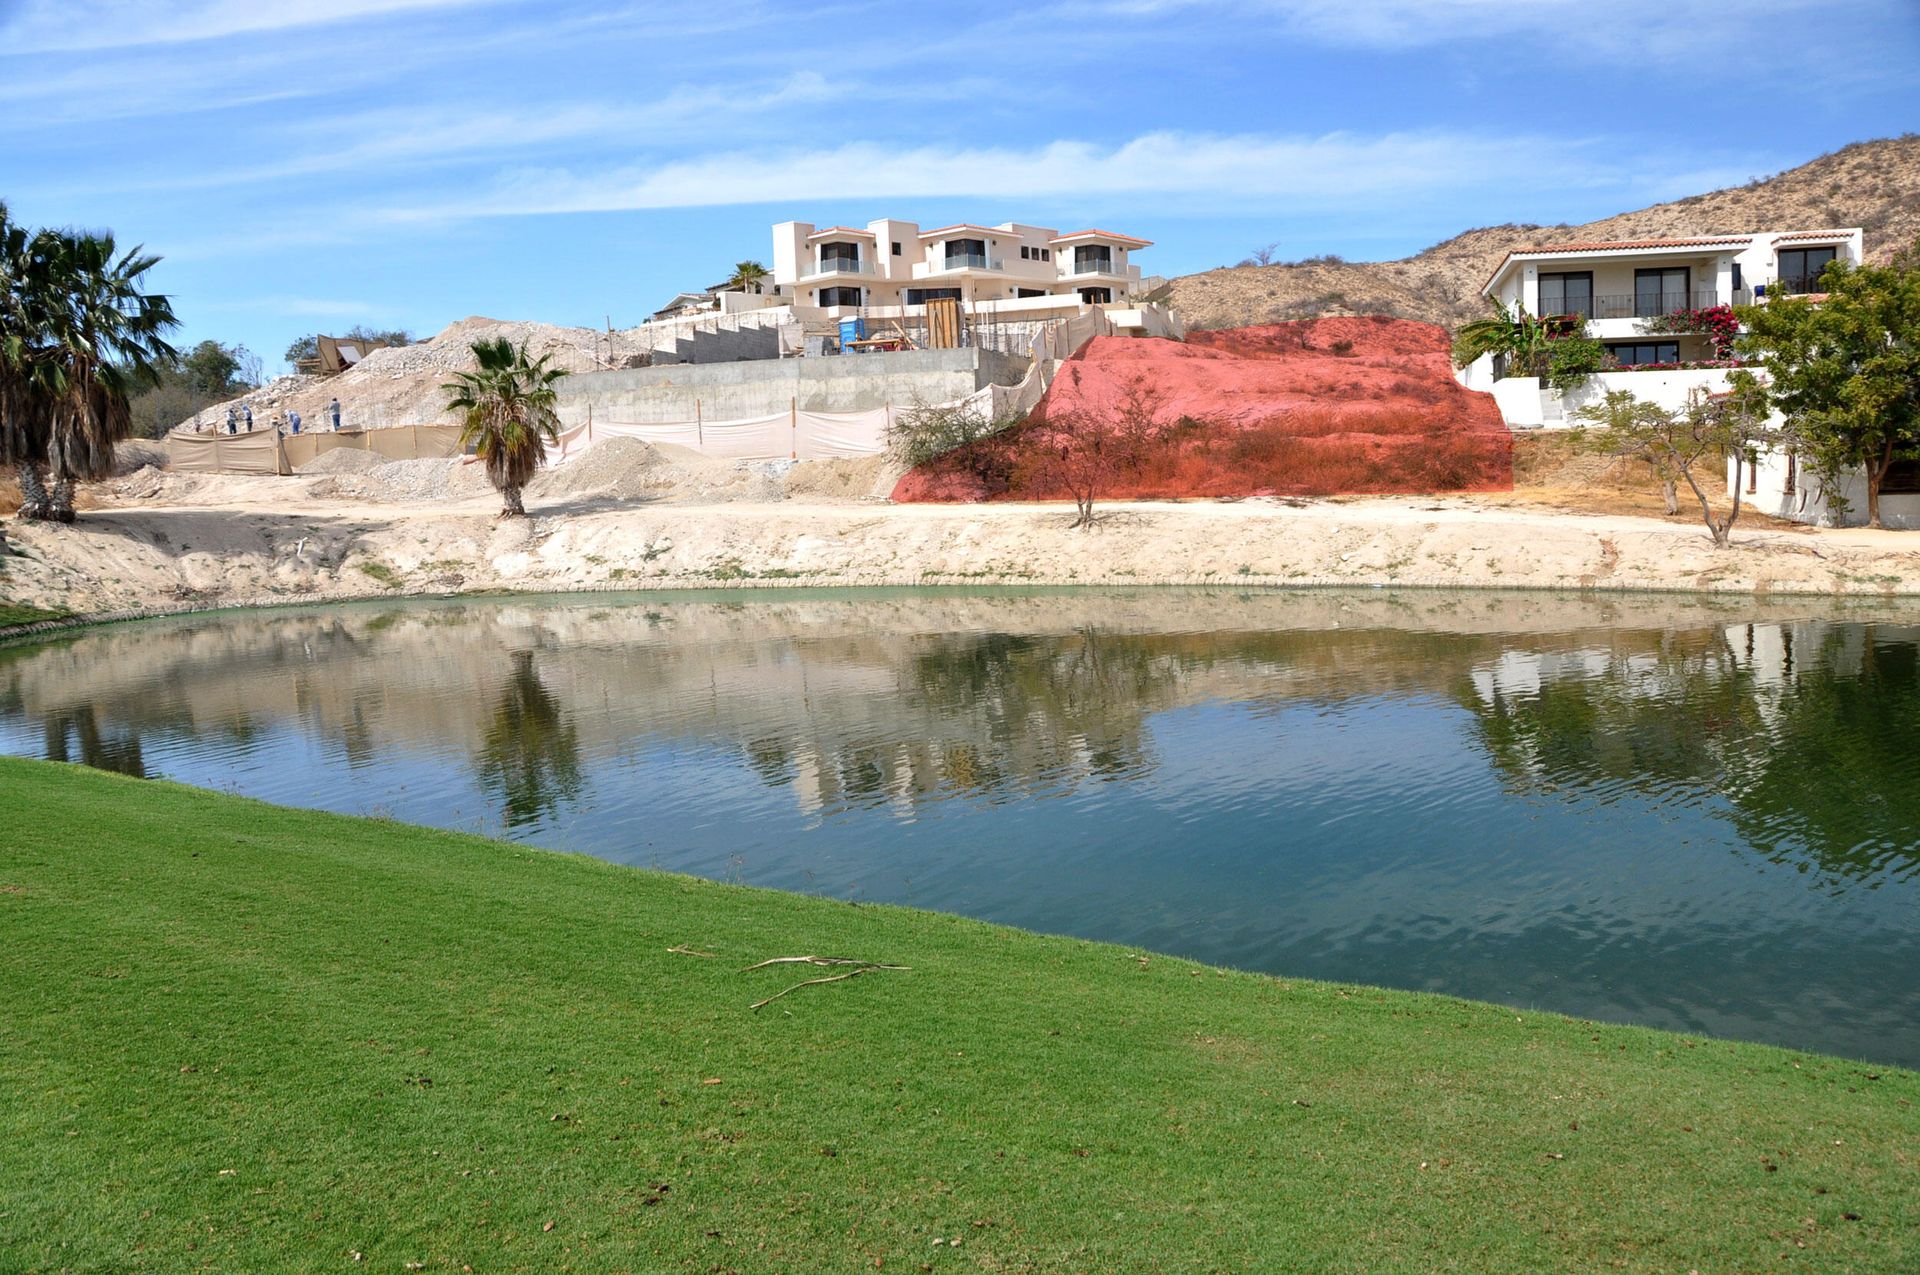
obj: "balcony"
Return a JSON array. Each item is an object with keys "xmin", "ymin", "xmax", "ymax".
[
  {"xmin": 936, "ymin": 254, "xmax": 1004, "ymax": 273},
  {"xmin": 802, "ymin": 258, "xmax": 875, "ymax": 280},
  {"xmin": 1542, "ymin": 288, "xmax": 1741, "ymax": 321},
  {"xmin": 1070, "ymin": 259, "xmax": 1118, "ymax": 277}
]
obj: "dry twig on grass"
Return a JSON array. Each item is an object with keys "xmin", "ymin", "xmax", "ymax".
[
  {"xmin": 667, "ymin": 945, "xmax": 718, "ymax": 958},
  {"xmin": 742, "ymin": 955, "xmax": 910, "ymax": 1011}
]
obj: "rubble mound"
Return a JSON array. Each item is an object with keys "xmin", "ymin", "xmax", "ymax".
[
  {"xmin": 529, "ymin": 437, "xmax": 673, "ymax": 502},
  {"xmin": 296, "ymin": 448, "xmax": 389, "ymax": 475},
  {"xmin": 891, "ymin": 318, "xmax": 1512, "ymax": 502}
]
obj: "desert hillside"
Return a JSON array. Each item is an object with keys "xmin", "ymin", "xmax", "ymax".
[{"xmin": 1169, "ymin": 135, "xmax": 1920, "ymax": 332}]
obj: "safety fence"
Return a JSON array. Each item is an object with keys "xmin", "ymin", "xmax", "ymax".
[{"xmin": 166, "ymin": 424, "xmax": 465, "ymax": 475}]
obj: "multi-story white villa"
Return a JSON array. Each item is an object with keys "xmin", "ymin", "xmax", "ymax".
[
  {"xmin": 1455, "ymin": 227, "xmax": 1906, "ymax": 525},
  {"xmin": 1460, "ymin": 228, "xmax": 1864, "ymax": 421},
  {"xmin": 770, "ymin": 218, "xmax": 1150, "ymax": 310}
]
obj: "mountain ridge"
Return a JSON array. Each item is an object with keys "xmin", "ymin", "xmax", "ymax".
[{"xmin": 1168, "ymin": 135, "xmax": 1920, "ymax": 331}]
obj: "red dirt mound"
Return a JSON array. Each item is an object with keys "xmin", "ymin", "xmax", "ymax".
[{"xmin": 891, "ymin": 317, "xmax": 1512, "ymax": 502}]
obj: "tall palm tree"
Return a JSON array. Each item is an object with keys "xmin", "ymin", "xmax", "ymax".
[
  {"xmin": 36, "ymin": 229, "xmax": 178, "ymax": 522},
  {"xmin": 442, "ymin": 337, "xmax": 567, "ymax": 517},
  {"xmin": 0, "ymin": 202, "xmax": 53, "ymax": 520},
  {"xmin": 727, "ymin": 260, "xmax": 770, "ymax": 294}
]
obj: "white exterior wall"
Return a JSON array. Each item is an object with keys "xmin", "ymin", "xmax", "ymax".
[
  {"xmin": 769, "ymin": 217, "xmax": 1148, "ymax": 309},
  {"xmin": 1732, "ymin": 449, "xmax": 1920, "ymax": 529},
  {"xmin": 1481, "ymin": 367, "xmax": 1738, "ymax": 430}
]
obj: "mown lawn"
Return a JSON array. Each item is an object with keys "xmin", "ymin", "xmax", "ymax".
[{"xmin": 1, "ymin": 756, "xmax": 1915, "ymax": 1273}]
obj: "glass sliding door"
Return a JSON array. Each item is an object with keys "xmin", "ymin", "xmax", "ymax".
[
  {"xmin": 1778, "ymin": 247, "xmax": 1837, "ymax": 294},
  {"xmin": 1537, "ymin": 272, "xmax": 1592, "ymax": 319},
  {"xmin": 1634, "ymin": 267, "xmax": 1690, "ymax": 317}
]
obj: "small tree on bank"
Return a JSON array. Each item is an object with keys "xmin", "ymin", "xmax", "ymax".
[
  {"xmin": 442, "ymin": 338, "xmax": 567, "ymax": 518},
  {"xmin": 1571, "ymin": 383, "xmax": 1772, "ymax": 548},
  {"xmin": 1737, "ymin": 249, "xmax": 1920, "ymax": 528}
]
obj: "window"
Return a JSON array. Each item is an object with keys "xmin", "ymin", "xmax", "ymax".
[
  {"xmin": 1605, "ymin": 341, "xmax": 1681, "ymax": 366},
  {"xmin": 1732, "ymin": 262, "xmax": 1744, "ymax": 294},
  {"xmin": 818, "ymin": 241, "xmax": 860, "ymax": 271},
  {"xmin": 1078, "ymin": 286, "xmax": 1112, "ymax": 304},
  {"xmin": 905, "ymin": 287, "xmax": 962, "ymax": 305},
  {"xmin": 818, "ymin": 286, "xmax": 862, "ymax": 307},
  {"xmin": 944, "ymin": 238, "xmax": 987, "ymax": 269},
  {"xmin": 1015, "ymin": 288, "xmax": 1048, "ymax": 298},
  {"xmin": 1020, "ymin": 246, "xmax": 1031, "ymax": 260},
  {"xmin": 1040, "ymin": 248, "xmax": 1051, "ymax": 262},
  {"xmin": 1882, "ymin": 459, "xmax": 1920, "ymax": 495},
  {"xmin": 892, "ymin": 241, "xmax": 902, "ymax": 256},
  {"xmin": 1778, "ymin": 246, "xmax": 1837, "ymax": 294},
  {"xmin": 1537, "ymin": 271, "xmax": 1592, "ymax": 318},
  {"xmin": 1634, "ymin": 267, "xmax": 1689, "ymax": 317},
  {"xmin": 1074, "ymin": 245, "xmax": 1114, "ymax": 274}
]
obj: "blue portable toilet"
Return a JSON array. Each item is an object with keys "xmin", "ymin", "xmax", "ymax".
[{"xmin": 838, "ymin": 317, "xmax": 866, "ymax": 350}]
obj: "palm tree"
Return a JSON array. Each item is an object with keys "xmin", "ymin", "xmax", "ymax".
[
  {"xmin": 35, "ymin": 229, "xmax": 178, "ymax": 522},
  {"xmin": 441, "ymin": 337, "xmax": 567, "ymax": 517},
  {"xmin": 0, "ymin": 202, "xmax": 53, "ymax": 520},
  {"xmin": 1451, "ymin": 297, "xmax": 1550, "ymax": 375},
  {"xmin": 726, "ymin": 260, "xmax": 770, "ymax": 294}
]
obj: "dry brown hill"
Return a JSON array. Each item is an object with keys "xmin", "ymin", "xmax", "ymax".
[{"xmin": 1169, "ymin": 135, "xmax": 1920, "ymax": 332}]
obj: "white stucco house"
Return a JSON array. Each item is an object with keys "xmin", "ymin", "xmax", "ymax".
[
  {"xmin": 1451, "ymin": 227, "xmax": 1910, "ymax": 527},
  {"xmin": 770, "ymin": 218, "xmax": 1149, "ymax": 311}
]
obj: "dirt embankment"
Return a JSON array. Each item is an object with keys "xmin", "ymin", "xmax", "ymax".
[
  {"xmin": 7, "ymin": 469, "xmax": 1920, "ymax": 625},
  {"xmin": 891, "ymin": 318, "xmax": 1511, "ymax": 502}
]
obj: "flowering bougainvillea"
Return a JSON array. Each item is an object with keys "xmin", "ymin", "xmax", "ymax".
[{"xmin": 1641, "ymin": 305, "xmax": 1742, "ymax": 359}]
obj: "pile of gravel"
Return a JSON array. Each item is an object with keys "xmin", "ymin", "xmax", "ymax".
[
  {"xmin": 296, "ymin": 448, "xmax": 388, "ymax": 475},
  {"xmin": 529, "ymin": 436, "xmax": 671, "ymax": 501}
]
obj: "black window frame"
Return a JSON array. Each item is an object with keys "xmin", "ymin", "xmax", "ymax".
[
  {"xmin": 904, "ymin": 287, "xmax": 962, "ymax": 306},
  {"xmin": 891, "ymin": 241, "xmax": 902, "ymax": 256},
  {"xmin": 1015, "ymin": 287, "xmax": 1048, "ymax": 298},
  {"xmin": 1778, "ymin": 246, "xmax": 1838, "ymax": 294},
  {"xmin": 1537, "ymin": 270, "xmax": 1593, "ymax": 319},
  {"xmin": 1078, "ymin": 285, "xmax": 1113, "ymax": 304},
  {"xmin": 1604, "ymin": 341, "xmax": 1682, "ymax": 367},
  {"xmin": 817, "ymin": 240, "xmax": 862, "ymax": 270},
  {"xmin": 1040, "ymin": 248, "xmax": 1051, "ymax": 262},
  {"xmin": 1633, "ymin": 266, "xmax": 1690, "ymax": 318},
  {"xmin": 1074, "ymin": 244, "xmax": 1114, "ymax": 275},
  {"xmin": 817, "ymin": 286, "xmax": 863, "ymax": 307}
]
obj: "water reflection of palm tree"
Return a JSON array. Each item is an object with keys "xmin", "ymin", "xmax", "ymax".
[
  {"xmin": 475, "ymin": 651, "xmax": 583, "ymax": 829},
  {"xmin": 41, "ymin": 704, "xmax": 146, "ymax": 777}
]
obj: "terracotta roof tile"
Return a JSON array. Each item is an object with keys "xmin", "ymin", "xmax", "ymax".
[
  {"xmin": 1483, "ymin": 236, "xmax": 1752, "ymax": 293},
  {"xmin": 1775, "ymin": 230, "xmax": 1855, "ymax": 241},
  {"xmin": 1050, "ymin": 228, "xmax": 1153, "ymax": 247}
]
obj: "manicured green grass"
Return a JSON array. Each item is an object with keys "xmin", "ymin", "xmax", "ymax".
[{"xmin": 1, "ymin": 757, "xmax": 1915, "ymax": 1273}]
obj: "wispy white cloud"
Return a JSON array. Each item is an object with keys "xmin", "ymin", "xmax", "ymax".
[
  {"xmin": 390, "ymin": 129, "xmax": 1630, "ymax": 219},
  {"xmin": 0, "ymin": 0, "xmax": 501, "ymax": 53},
  {"xmin": 1055, "ymin": 0, "xmax": 1838, "ymax": 52}
]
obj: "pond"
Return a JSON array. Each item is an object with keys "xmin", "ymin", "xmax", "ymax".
[{"xmin": 5, "ymin": 587, "xmax": 1920, "ymax": 1068}]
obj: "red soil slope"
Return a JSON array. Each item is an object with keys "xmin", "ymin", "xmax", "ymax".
[{"xmin": 891, "ymin": 317, "xmax": 1512, "ymax": 502}]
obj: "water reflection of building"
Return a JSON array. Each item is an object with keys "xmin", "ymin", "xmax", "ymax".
[
  {"xmin": 5, "ymin": 595, "xmax": 1920, "ymax": 855},
  {"xmin": 1463, "ymin": 618, "xmax": 1920, "ymax": 883}
]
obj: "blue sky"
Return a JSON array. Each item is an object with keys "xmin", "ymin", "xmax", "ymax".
[{"xmin": 2, "ymin": 0, "xmax": 1915, "ymax": 370}]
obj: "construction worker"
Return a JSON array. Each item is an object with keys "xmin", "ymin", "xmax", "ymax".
[
  {"xmin": 225, "ymin": 406, "xmax": 237, "ymax": 435},
  {"xmin": 241, "ymin": 404, "xmax": 254, "ymax": 431},
  {"xmin": 328, "ymin": 397, "xmax": 342, "ymax": 431},
  {"xmin": 288, "ymin": 409, "xmax": 302, "ymax": 434}
]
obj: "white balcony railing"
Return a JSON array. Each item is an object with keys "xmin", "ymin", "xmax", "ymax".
[
  {"xmin": 936, "ymin": 255, "xmax": 1004, "ymax": 273},
  {"xmin": 803, "ymin": 258, "xmax": 875, "ymax": 279}
]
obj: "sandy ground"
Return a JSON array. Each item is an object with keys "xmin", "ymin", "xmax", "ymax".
[{"xmin": 5, "ymin": 448, "xmax": 1920, "ymax": 625}]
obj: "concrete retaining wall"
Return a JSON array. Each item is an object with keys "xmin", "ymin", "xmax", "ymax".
[{"xmin": 554, "ymin": 348, "xmax": 1028, "ymax": 425}]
